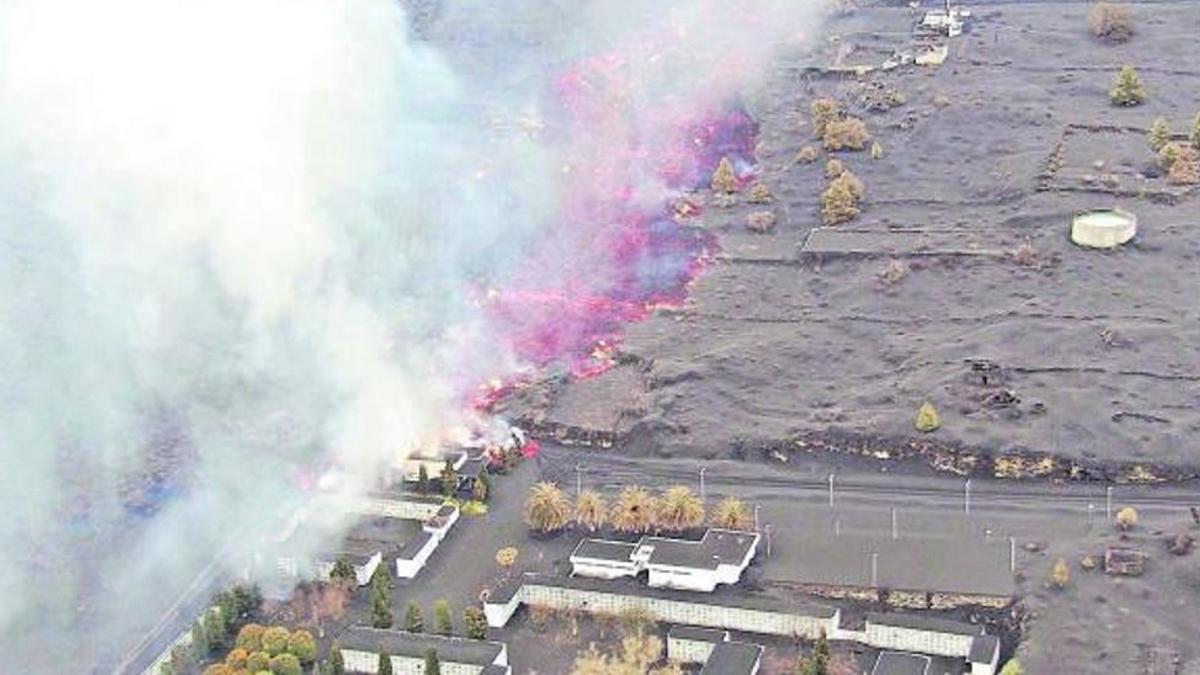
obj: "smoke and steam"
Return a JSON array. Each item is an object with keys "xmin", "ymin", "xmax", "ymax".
[{"xmin": 0, "ymin": 0, "xmax": 823, "ymax": 670}]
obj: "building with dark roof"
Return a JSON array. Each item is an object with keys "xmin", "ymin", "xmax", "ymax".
[
  {"xmin": 667, "ymin": 625, "xmax": 730, "ymax": 664},
  {"xmin": 699, "ymin": 641, "xmax": 764, "ymax": 675},
  {"xmin": 872, "ymin": 652, "xmax": 932, "ymax": 675},
  {"xmin": 569, "ymin": 528, "xmax": 760, "ymax": 592},
  {"xmin": 338, "ymin": 626, "xmax": 508, "ymax": 674}
]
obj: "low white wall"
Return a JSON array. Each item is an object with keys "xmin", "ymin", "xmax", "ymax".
[
  {"xmin": 396, "ymin": 536, "xmax": 440, "ymax": 579},
  {"xmin": 342, "ymin": 649, "xmax": 485, "ymax": 675},
  {"xmin": 864, "ymin": 623, "xmax": 975, "ymax": 659},
  {"xmin": 667, "ymin": 636, "xmax": 718, "ymax": 664}
]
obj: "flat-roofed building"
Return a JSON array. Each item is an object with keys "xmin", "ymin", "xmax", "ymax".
[
  {"xmin": 338, "ymin": 626, "xmax": 508, "ymax": 675},
  {"xmin": 569, "ymin": 528, "xmax": 759, "ymax": 592}
]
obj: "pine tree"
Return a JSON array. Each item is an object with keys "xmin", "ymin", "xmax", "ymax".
[
  {"xmin": 472, "ymin": 474, "xmax": 489, "ymax": 503},
  {"xmin": 463, "ymin": 606, "xmax": 488, "ymax": 640},
  {"xmin": 378, "ymin": 652, "xmax": 393, "ymax": 675},
  {"xmin": 1148, "ymin": 118, "xmax": 1172, "ymax": 151},
  {"xmin": 404, "ymin": 602, "xmax": 424, "ymax": 633},
  {"xmin": 424, "ymin": 649, "xmax": 441, "ymax": 675},
  {"xmin": 915, "ymin": 402, "xmax": 941, "ymax": 433},
  {"xmin": 711, "ymin": 157, "xmax": 739, "ymax": 194},
  {"xmin": 440, "ymin": 459, "xmax": 458, "ymax": 497},
  {"xmin": 434, "ymin": 599, "xmax": 454, "ymax": 635},
  {"xmin": 191, "ymin": 619, "xmax": 209, "ymax": 657},
  {"xmin": 417, "ymin": 463, "xmax": 430, "ymax": 494},
  {"xmin": 329, "ymin": 642, "xmax": 345, "ymax": 675},
  {"xmin": 811, "ymin": 629, "xmax": 830, "ymax": 675},
  {"xmin": 369, "ymin": 569, "xmax": 394, "ymax": 629},
  {"xmin": 204, "ymin": 605, "xmax": 228, "ymax": 649},
  {"xmin": 1110, "ymin": 65, "xmax": 1146, "ymax": 106}
]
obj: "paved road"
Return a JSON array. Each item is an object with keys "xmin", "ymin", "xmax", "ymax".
[{"xmin": 539, "ymin": 445, "xmax": 1200, "ymax": 515}]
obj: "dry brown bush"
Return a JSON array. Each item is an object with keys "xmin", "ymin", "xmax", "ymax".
[
  {"xmin": 796, "ymin": 145, "xmax": 820, "ymax": 164},
  {"xmin": 821, "ymin": 172, "xmax": 863, "ymax": 225},
  {"xmin": 822, "ymin": 117, "xmax": 871, "ymax": 151},
  {"xmin": 1148, "ymin": 117, "xmax": 1172, "ymax": 152},
  {"xmin": 1010, "ymin": 240, "xmax": 1042, "ymax": 268},
  {"xmin": 1088, "ymin": 2, "xmax": 1135, "ymax": 43},
  {"xmin": 747, "ymin": 183, "xmax": 772, "ymax": 204},
  {"xmin": 746, "ymin": 211, "xmax": 777, "ymax": 233},
  {"xmin": 932, "ymin": 93, "xmax": 952, "ymax": 108},
  {"xmin": 870, "ymin": 142, "xmax": 884, "ymax": 159},
  {"xmin": 825, "ymin": 158, "xmax": 846, "ymax": 179},
  {"xmin": 1168, "ymin": 154, "xmax": 1200, "ymax": 185},
  {"xmin": 810, "ymin": 99, "xmax": 840, "ymax": 138},
  {"xmin": 878, "ymin": 259, "xmax": 908, "ymax": 286}
]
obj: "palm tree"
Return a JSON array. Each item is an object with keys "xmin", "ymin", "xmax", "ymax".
[
  {"xmin": 657, "ymin": 486, "xmax": 705, "ymax": 532},
  {"xmin": 710, "ymin": 496, "xmax": 752, "ymax": 530},
  {"xmin": 575, "ymin": 490, "xmax": 608, "ymax": 532},
  {"xmin": 524, "ymin": 482, "xmax": 571, "ymax": 532},
  {"xmin": 610, "ymin": 486, "xmax": 659, "ymax": 534}
]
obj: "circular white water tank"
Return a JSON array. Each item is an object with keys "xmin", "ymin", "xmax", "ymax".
[{"xmin": 1071, "ymin": 208, "xmax": 1137, "ymax": 249}]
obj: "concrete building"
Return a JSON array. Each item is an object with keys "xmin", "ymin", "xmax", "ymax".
[
  {"xmin": 339, "ymin": 626, "xmax": 509, "ymax": 675},
  {"xmin": 484, "ymin": 574, "xmax": 839, "ymax": 639},
  {"xmin": 569, "ymin": 529, "xmax": 759, "ymax": 592}
]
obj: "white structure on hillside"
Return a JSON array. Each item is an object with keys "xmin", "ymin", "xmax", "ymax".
[
  {"xmin": 339, "ymin": 627, "xmax": 510, "ymax": 675},
  {"xmin": 569, "ymin": 529, "xmax": 759, "ymax": 592},
  {"xmin": 1071, "ymin": 208, "xmax": 1137, "ymax": 249}
]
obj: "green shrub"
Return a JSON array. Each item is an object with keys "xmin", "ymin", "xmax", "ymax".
[
  {"xmin": 915, "ymin": 402, "xmax": 941, "ymax": 432},
  {"xmin": 1110, "ymin": 66, "xmax": 1146, "ymax": 106}
]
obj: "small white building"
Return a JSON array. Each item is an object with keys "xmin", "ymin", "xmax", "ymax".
[
  {"xmin": 569, "ymin": 529, "xmax": 760, "ymax": 592},
  {"xmin": 339, "ymin": 626, "xmax": 509, "ymax": 675}
]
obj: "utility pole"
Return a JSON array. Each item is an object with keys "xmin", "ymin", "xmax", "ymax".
[
  {"xmin": 765, "ymin": 524, "xmax": 773, "ymax": 556},
  {"xmin": 871, "ymin": 551, "xmax": 879, "ymax": 587},
  {"xmin": 828, "ymin": 473, "xmax": 835, "ymax": 508},
  {"xmin": 754, "ymin": 504, "xmax": 761, "ymax": 532},
  {"xmin": 1106, "ymin": 485, "xmax": 1113, "ymax": 519},
  {"xmin": 1087, "ymin": 503, "xmax": 1095, "ymax": 528},
  {"xmin": 699, "ymin": 467, "xmax": 707, "ymax": 503},
  {"xmin": 1009, "ymin": 536, "xmax": 1016, "ymax": 573},
  {"xmin": 575, "ymin": 464, "xmax": 583, "ymax": 497},
  {"xmin": 964, "ymin": 479, "xmax": 972, "ymax": 515},
  {"xmin": 835, "ymin": 519, "xmax": 841, "ymax": 537},
  {"xmin": 891, "ymin": 508, "xmax": 898, "ymax": 540}
]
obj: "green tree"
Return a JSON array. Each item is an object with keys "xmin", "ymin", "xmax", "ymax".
[
  {"xmin": 711, "ymin": 156, "xmax": 739, "ymax": 194},
  {"xmin": 158, "ymin": 663, "xmax": 175, "ymax": 675},
  {"xmin": 261, "ymin": 626, "xmax": 290, "ymax": 656},
  {"xmin": 378, "ymin": 652, "xmax": 394, "ymax": 675},
  {"xmin": 247, "ymin": 652, "xmax": 271, "ymax": 673},
  {"xmin": 369, "ymin": 575, "xmax": 394, "ymax": 629},
  {"xmin": 423, "ymin": 649, "xmax": 441, "ymax": 675},
  {"xmin": 472, "ymin": 474, "xmax": 489, "ymax": 502},
  {"xmin": 417, "ymin": 463, "xmax": 430, "ymax": 494},
  {"xmin": 269, "ymin": 653, "xmax": 302, "ymax": 675},
  {"xmin": 205, "ymin": 606, "xmax": 229, "ymax": 649},
  {"xmin": 236, "ymin": 624, "xmax": 266, "ymax": 652},
  {"xmin": 440, "ymin": 459, "xmax": 459, "ymax": 497},
  {"xmin": 1192, "ymin": 112, "xmax": 1200, "ymax": 147},
  {"xmin": 329, "ymin": 557, "xmax": 356, "ymax": 587},
  {"xmin": 329, "ymin": 641, "xmax": 345, "ymax": 675},
  {"xmin": 463, "ymin": 606, "xmax": 488, "ymax": 640},
  {"xmin": 811, "ymin": 629, "xmax": 830, "ymax": 675},
  {"xmin": 1148, "ymin": 117, "xmax": 1172, "ymax": 151},
  {"xmin": 1110, "ymin": 65, "xmax": 1146, "ymax": 106},
  {"xmin": 191, "ymin": 618, "xmax": 209, "ymax": 657},
  {"xmin": 169, "ymin": 644, "xmax": 193, "ymax": 674},
  {"xmin": 434, "ymin": 600, "xmax": 454, "ymax": 635},
  {"xmin": 286, "ymin": 629, "xmax": 316, "ymax": 663},
  {"xmin": 404, "ymin": 602, "xmax": 424, "ymax": 633}
]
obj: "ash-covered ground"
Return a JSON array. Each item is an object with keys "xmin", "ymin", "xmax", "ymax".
[{"xmin": 512, "ymin": 1, "xmax": 1200, "ymax": 472}]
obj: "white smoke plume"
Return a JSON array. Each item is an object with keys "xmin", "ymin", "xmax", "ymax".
[{"xmin": 0, "ymin": 0, "xmax": 825, "ymax": 670}]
